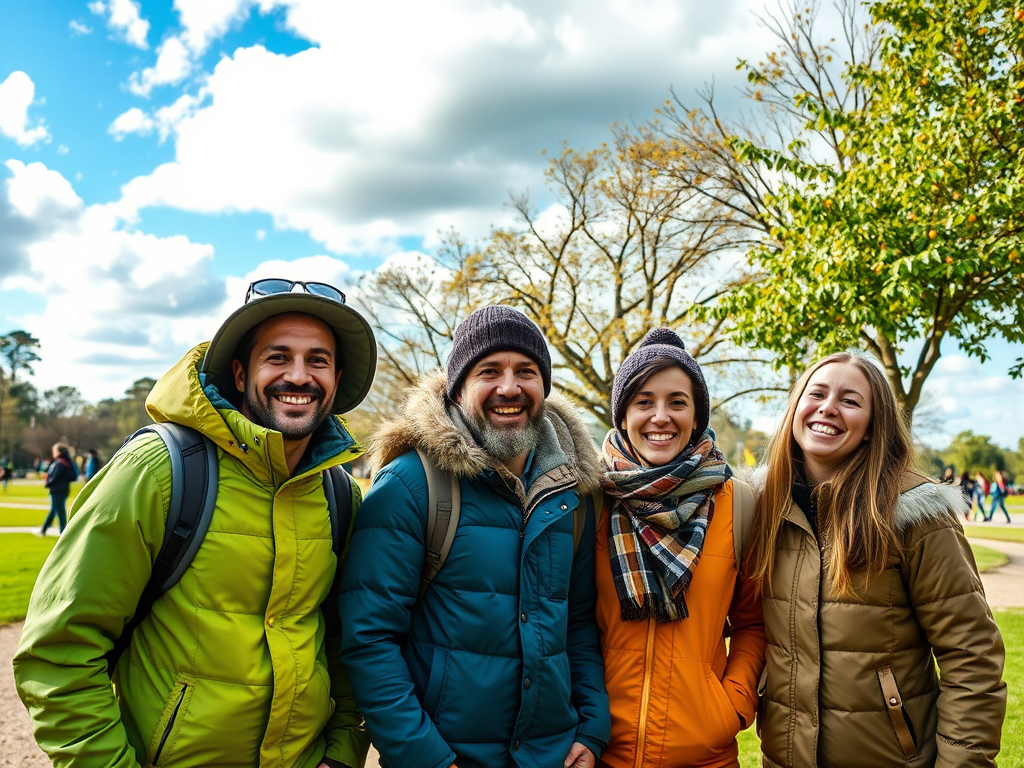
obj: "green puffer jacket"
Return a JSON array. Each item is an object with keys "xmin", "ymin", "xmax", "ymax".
[
  {"xmin": 759, "ymin": 472, "xmax": 1006, "ymax": 768},
  {"xmin": 14, "ymin": 343, "xmax": 370, "ymax": 768}
]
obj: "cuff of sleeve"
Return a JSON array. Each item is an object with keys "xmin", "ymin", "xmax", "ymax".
[
  {"xmin": 724, "ymin": 681, "xmax": 757, "ymax": 731},
  {"xmin": 573, "ymin": 731, "xmax": 607, "ymax": 760}
]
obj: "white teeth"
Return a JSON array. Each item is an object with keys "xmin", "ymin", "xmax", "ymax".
[
  {"xmin": 810, "ymin": 423, "xmax": 839, "ymax": 436},
  {"xmin": 278, "ymin": 395, "xmax": 312, "ymax": 405},
  {"xmin": 646, "ymin": 433, "xmax": 675, "ymax": 441}
]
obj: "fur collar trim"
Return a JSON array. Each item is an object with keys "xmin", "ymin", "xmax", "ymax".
[{"xmin": 369, "ymin": 370, "xmax": 602, "ymax": 493}]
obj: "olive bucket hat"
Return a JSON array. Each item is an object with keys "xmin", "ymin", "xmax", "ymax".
[{"xmin": 200, "ymin": 279, "xmax": 377, "ymax": 414}]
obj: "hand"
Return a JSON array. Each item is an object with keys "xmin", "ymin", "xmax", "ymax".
[{"xmin": 564, "ymin": 742, "xmax": 595, "ymax": 768}]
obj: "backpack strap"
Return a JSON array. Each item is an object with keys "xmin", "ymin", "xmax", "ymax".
[
  {"xmin": 323, "ymin": 465, "xmax": 354, "ymax": 559},
  {"xmin": 732, "ymin": 478, "xmax": 755, "ymax": 571},
  {"xmin": 106, "ymin": 422, "xmax": 217, "ymax": 673},
  {"xmin": 416, "ymin": 449, "xmax": 460, "ymax": 597}
]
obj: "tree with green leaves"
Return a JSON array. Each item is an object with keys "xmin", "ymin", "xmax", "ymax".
[
  {"xmin": 640, "ymin": 0, "xmax": 1024, "ymax": 420},
  {"xmin": 0, "ymin": 330, "xmax": 41, "ymax": 462}
]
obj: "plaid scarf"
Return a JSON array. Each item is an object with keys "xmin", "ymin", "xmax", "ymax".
[{"xmin": 601, "ymin": 428, "xmax": 731, "ymax": 623}]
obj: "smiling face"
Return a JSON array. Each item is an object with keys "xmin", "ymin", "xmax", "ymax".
[
  {"xmin": 621, "ymin": 365, "xmax": 696, "ymax": 466},
  {"xmin": 231, "ymin": 313, "xmax": 342, "ymax": 442},
  {"xmin": 455, "ymin": 351, "xmax": 545, "ymax": 466},
  {"xmin": 792, "ymin": 361, "xmax": 873, "ymax": 484}
]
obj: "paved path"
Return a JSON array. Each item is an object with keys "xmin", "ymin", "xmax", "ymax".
[{"xmin": 969, "ymin": 537, "xmax": 1024, "ymax": 610}]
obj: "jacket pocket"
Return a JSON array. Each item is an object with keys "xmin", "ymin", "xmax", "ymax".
[
  {"xmin": 147, "ymin": 677, "xmax": 195, "ymax": 765},
  {"xmin": 422, "ymin": 646, "xmax": 450, "ymax": 718},
  {"xmin": 704, "ymin": 669, "xmax": 742, "ymax": 750},
  {"xmin": 876, "ymin": 665, "xmax": 919, "ymax": 760}
]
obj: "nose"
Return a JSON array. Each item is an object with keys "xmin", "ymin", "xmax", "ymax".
[
  {"xmin": 495, "ymin": 369, "xmax": 521, "ymax": 398},
  {"xmin": 817, "ymin": 395, "xmax": 838, "ymax": 415},
  {"xmin": 651, "ymin": 401, "xmax": 669, "ymax": 423},
  {"xmin": 281, "ymin": 359, "xmax": 313, "ymax": 384}
]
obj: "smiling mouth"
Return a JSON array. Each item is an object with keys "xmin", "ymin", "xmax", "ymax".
[
  {"xmin": 276, "ymin": 394, "xmax": 314, "ymax": 406},
  {"xmin": 644, "ymin": 432, "xmax": 677, "ymax": 443},
  {"xmin": 809, "ymin": 423, "xmax": 840, "ymax": 436},
  {"xmin": 490, "ymin": 405, "xmax": 525, "ymax": 416}
]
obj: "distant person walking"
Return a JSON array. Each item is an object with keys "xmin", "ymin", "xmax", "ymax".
[
  {"xmin": 1, "ymin": 459, "xmax": 11, "ymax": 491},
  {"xmin": 940, "ymin": 466, "xmax": 956, "ymax": 484},
  {"xmin": 41, "ymin": 443, "xmax": 78, "ymax": 535},
  {"xmin": 83, "ymin": 448, "xmax": 102, "ymax": 481},
  {"xmin": 974, "ymin": 471, "xmax": 990, "ymax": 520},
  {"xmin": 987, "ymin": 470, "xmax": 1011, "ymax": 523},
  {"xmin": 958, "ymin": 471, "xmax": 976, "ymax": 519}
]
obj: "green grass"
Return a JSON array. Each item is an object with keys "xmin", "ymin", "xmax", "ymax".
[
  {"xmin": 736, "ymin": 609, "xmax": 1024, "ymax": 766},
  {"xmin": 965, "ymin": 525, "xmax": 1024, "ymax": 543},
  {"xmin": 0, "ymin": 534, "xmax": 57, "ymax": 624},
  {"xmin": 973, "ymin": 543, "xmax": 1010, "ymax": 572},
  {"xmin": 0, "ymin": 481, "xmax": 84, "ymax": 526}
]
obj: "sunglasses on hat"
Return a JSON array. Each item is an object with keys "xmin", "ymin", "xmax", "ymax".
[{"xmin": 245, "ymin": 278, "xmax": 346, "ymax": 304}]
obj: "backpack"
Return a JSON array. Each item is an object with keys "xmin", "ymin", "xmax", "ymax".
[
  {"xmin": 414, "ymin": 448, "xmax": 589, "ymax": 597},
  {"xmin": 105, "ymin": 422, "xmax": 353, "ymax": 672}
]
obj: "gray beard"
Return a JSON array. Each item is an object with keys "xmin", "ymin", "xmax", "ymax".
[{"xmin": 462, "ymin": 402, "xmax": 545, "ymax": 464}]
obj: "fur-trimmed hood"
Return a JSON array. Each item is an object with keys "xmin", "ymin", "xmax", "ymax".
[{"xmin": 369, "ymin": 370, "xmax": 602, "ymax": 494}]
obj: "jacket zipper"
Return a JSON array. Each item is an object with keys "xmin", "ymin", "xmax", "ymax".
[
  {"xmin": 634, "ymin": 617, "xmax": 657, "ymax": 768},
  {"xmin": 153, "ymin": 683, "xmax": 188, "ymax": 765}
]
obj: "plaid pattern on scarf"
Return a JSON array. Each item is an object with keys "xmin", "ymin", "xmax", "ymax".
[{"xmin": 601, "ymin": 428, "xmax": 731, "ymax": 623}]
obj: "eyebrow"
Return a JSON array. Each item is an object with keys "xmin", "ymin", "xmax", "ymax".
[
  {"xmin": 262, "ymin": 344, "xmax": 334, "ymax": 359},
  {"xmin": 637, "ymin": 389, "xmax": 691, "ymax": 398}
]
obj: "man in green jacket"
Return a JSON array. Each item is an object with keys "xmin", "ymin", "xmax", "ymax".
[{"xmin": 14, "ymin": 278, "xmax": 377, "ymax": 768}]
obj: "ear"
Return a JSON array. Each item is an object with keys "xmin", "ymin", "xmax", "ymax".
[{"xmin": 231, "ymin": 359, "xmax": 246, "ymax": 394}]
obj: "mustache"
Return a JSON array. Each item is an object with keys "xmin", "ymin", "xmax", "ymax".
[{"xmin": 264, "ymin": 383, "xmax": 326, "ymax": 400}]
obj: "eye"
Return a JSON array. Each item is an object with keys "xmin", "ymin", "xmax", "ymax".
[
  {"xmin": 671, "ymin": 398, "xmax": 690, "ymax": 408},
  {"xmin": 842, "ymin": 397, "xmax": 861, "ymax": 406}
]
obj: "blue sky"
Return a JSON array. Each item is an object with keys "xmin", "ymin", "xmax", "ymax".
[{"xmin": 1, "ymin": 0, "xmax": 1021, "ymax": 450}]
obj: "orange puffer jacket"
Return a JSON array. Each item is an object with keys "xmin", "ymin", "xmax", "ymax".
[{"xmin": 596, "ymin": 479, "xmax": 766, "ymax": 768}]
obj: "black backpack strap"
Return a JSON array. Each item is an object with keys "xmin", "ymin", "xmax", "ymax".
[
  {"xmin": 323, "ymin": 465, "xmax": 354, "ymax": 559},
  {"xmin": 105, "ymin": 423, "xmax": 218, "ymax": 673},
  {"xmin": 416, "ymin": 448, "xmax": 460, "ymax": 597}
]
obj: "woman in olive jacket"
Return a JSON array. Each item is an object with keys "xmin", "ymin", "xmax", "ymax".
[{"xmin": 748, "ymin": 352, "xmax": 1006, "ymax": 768}]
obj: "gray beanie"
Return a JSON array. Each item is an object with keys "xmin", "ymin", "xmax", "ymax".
[
  {"xmin": 611, "ymin": 327, "xmax": 710, "ymax": 439},
  {"xmin": 446, "ymin": 306, "xmax": 552, "ymax": 400}
]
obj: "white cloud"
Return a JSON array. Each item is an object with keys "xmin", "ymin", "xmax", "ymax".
[
  {"xmin": 69, "ymin": 19, "xmax": 94, "ymax": 36},
  {"xmin": 128, "ymin": 36, "xmax": 193, "ymax": 96},
  {"xmin": 175, "ymin": 0, "xmax": 255, "ymax": 53},
  {"xmin": 0, "ymin": 72, "xmax": 51, "ymax": 147},
  {"xmin": 109, "ymin": 107, "xmax": 156, "ymax": 139},
  {"xmin": 112, "ymin": 0, "xmax": 772, "ymax": 254},
  {"xmin": 89, "ymin": 0, "xmax": 150, "ymax": 49}
]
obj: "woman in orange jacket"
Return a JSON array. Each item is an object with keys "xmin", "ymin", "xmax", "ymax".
[{"xmin": 596, "ymin": 328, "xmax": 765, "ymax": 768}]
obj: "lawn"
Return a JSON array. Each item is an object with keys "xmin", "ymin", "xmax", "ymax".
[{"xmin": 0, "ymin": 534, "xmax": 57, "ymax": 624}]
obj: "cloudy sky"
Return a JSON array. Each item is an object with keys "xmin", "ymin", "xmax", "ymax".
[{"xmin": 1, "ymin": 0, "xmax": 1021, "ymax": 450}]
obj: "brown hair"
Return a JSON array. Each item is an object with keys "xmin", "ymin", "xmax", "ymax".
[{"xmin": 748, "ymin": 353, "xmax": 913, "ymax": 598}]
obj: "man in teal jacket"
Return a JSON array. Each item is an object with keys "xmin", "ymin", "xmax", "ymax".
[
  {"xmin": 15, "ymin": 279, "xmax": 376, "ymax": 768},
  {"xmin": 340, "ymin": 306, "xmax": 610, "ymax": 768}
]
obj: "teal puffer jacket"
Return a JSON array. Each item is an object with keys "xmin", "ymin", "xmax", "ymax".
[
  {"xmin": 14, "ymin": 343, "xmax": 370, "ymax": 768},
  {"xmin": 340, "ymin": 371, "xmax": 610, "ymax": 768}
]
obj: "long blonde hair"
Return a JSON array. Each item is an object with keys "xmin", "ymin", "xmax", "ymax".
[{"xmin": 748, "ymin": 353, "xmax": 913, "ymax": 598}]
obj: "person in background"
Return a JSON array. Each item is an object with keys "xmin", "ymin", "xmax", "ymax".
[
  {"xmin": 594, "ymin": 328, "xmax": 764, "ymax": 768},
  {"xmin": 40, "ymin": 443, "xmax": 78, "ymax": 535},
  {"xmin": 986, "ymin": 469, "xmax": 1011, "ymax": 523},
  {"xmin": 1, "ymin": 458, "xmax": 11, "ymax": 491},
  {"xmin": 940, "ymin": 466, "xmax": 955, "ymax": 484},
  {"xmin": 749, "ymin": 352, "xmax": 1005, "ymax": 768},
  {"xmin": 84, "ymin": 448, "xmax": 102, "ymax": 481},
  {"xmin": 974, "ymin": 470, "xmax": 990, "ymax": 521},
  {"xmin": 957, "ymin": 471, "xmax": 976, "ymax": 519}
]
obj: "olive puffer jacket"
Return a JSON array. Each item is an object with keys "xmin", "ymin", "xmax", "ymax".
[
  {"xmin": 596, "ymin": 479, "xmax": 765, "ymax": 768},
  {"xmin": 340, "ymin": 371, "xmax": 610, "ymax": 768},
  {"xmin": 14, "ymin": 343, "xmax": 369, "ymax": 768},
  {"xmin": 759, "ymin": 472, "xmax": 1006, "ymax": 768}
]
